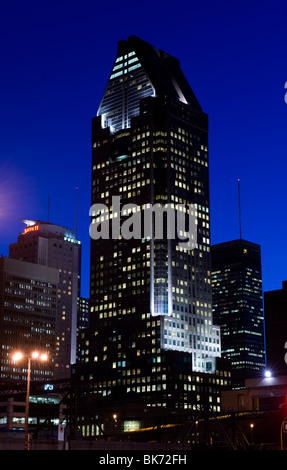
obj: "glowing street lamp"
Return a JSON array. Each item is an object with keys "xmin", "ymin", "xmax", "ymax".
[
  {"xmin": 113, "ymin": 413, "xmax": 118, "ymax": 431},
  {"xmin": 12, "ymin": 352, "xmax": 23, "ymax": 362},
  {"xmin": 12, "ymin": 350, "xmax": 48, "ymax": 450}
]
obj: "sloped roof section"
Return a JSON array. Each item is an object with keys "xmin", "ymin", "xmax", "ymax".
[
  {"xmin": 127, "ymin": 36, "xmax": 202, "ymax": 109},
  {"xmin": 97, "ymin": 36, "xmax": 202, "ymax": 133}
]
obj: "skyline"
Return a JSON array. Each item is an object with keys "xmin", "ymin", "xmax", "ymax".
[{"xmin": 0, "ymin": 0, "xmax": 287, "ymax": 299}]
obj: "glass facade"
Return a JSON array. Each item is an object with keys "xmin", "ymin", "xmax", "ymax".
[{"xmin": 91, "ymin": 100, "xmax": 221, "ymax": 378}]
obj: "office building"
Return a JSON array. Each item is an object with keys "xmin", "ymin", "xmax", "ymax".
[
  {"xmin": 264, "ymin": 281, "xmax": 287, "ymax": 376},
  {"xmin": 76, "ymin": 36, "xmax": 228, "ymax": 433},
  {"xmin": 211, "ymin": 239, "xmax": 265, "ymax": 388},
  {"xmin": 9, "ymin": 220, "xmax": 81, "ymax": 380},
  {"xmin": 0, "ymin": 256, "xmax": 58, "ymax": 385}
]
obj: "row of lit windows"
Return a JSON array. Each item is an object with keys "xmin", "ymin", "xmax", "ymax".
[
  {"xmin": 132, "ymin": 131, "xmax": 151, "ymax": 141},
  {"xmin": 105, "ymin": 169, "xmax": 150, "ymax": 184},
  {"xmin": 171, "ymin": 149, "xmax": 208, "ymax": 168},
  {"xmin": 6, "ymin": 278, "xmax": 56, "ymax": 289}
]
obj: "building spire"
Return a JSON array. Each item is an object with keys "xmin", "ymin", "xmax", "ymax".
[
  {"xmin": 238, "ymin": 178, "xmax": 242, "ymax": 240},
  {"xmin": 75, "ymin": 187, "xmax": 78, "ymax": 240}
]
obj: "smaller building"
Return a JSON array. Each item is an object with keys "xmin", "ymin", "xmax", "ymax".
[
  {"xmin": 0, "ymin": 256, "xmax": 58, "ymax": 385},
  {"xmin": 211, "ymin": 239, "xmax": 265, "ymax": 388},
  {"xmin": 0, "ymin": 393, "xmax": 63, "ymax": 431},
  {"xmin": 221, "ymin": 374, "xmax": 287, "ymax": 412},
  {"xmin": 9, "ymin": 220, "xmax": 82, "ymax": 380},
  {"xmin": 264, "ymin": 281, "xmax": 287, "ymax": 376}
]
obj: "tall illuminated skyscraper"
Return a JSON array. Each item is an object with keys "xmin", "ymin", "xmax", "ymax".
[{"xmin": 77, "ymin": 37, "xmax": 226, "ymax": 427}]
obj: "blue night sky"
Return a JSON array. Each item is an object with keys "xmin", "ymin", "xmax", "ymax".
[{"xmin": 0, "ymin": 0, "xmax": 286, "ymax": 299}]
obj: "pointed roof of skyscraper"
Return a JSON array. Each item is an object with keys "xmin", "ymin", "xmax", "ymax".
[{"xmin": 98, "ymin": 36, "xmax": 202, "ymax": 133}]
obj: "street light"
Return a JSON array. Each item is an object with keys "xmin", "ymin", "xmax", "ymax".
[
  {"xmin": 113, "ymin": 413, "xmax": 118, "ymax": 431},
  {"xmin": 12, "ymin": 350, "xmax": 48, "ymax": 450},
  {"xmin": 250, "ymin": 423, "xmax": 254, "ymax": 445}
]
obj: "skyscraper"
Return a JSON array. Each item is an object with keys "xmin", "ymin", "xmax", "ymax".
[
  {"xmin": 77, "ymin": 36, "xmax": 226, "ymax": 430},
  {"xmin": 211, "ymin": 239, "xmax": 265, "ymax": 388},
  {"xmin": 9, "ymin": 220, "xmax": 81, "ymax": 380}
]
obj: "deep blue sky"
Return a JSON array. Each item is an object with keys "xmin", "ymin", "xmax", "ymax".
[{"xmin": 0, "ymin": 0, "xmax": 286, "ymax": 298}]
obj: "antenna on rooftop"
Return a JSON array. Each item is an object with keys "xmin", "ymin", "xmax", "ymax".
[
  {"xmin": 238, "ymin": 178, "xmax": 242, "ymax": 240},
  {"xmin": 75, "ymin": 187, "xmax": 78, "ymax": 240}
]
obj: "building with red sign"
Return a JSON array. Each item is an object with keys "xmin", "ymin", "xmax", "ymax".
[{"xmin": 9, "ymin": 220, "xmax": 81, "ymax": 380}]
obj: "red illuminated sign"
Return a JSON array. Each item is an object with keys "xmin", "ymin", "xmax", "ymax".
[{"xmin": 24, "ymin": 225, "xmax": 39, "ymax": 234}]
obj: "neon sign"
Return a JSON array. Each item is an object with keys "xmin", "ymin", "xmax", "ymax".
[{"xmin": 24, "ymin": 225, "xmax": 39, "ymax": 234}]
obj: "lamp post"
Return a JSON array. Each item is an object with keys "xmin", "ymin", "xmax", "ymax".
[
  {"xmin": 113, "ymin": 414, "xmax": 118, "ymax": 432},
  {"xmin": 12, "ymin": 351, "xmax": 48, "ymax": 450},
  {"xmin": 250, "ymin": 423, "xmax": 254, "ymax": 446}
]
